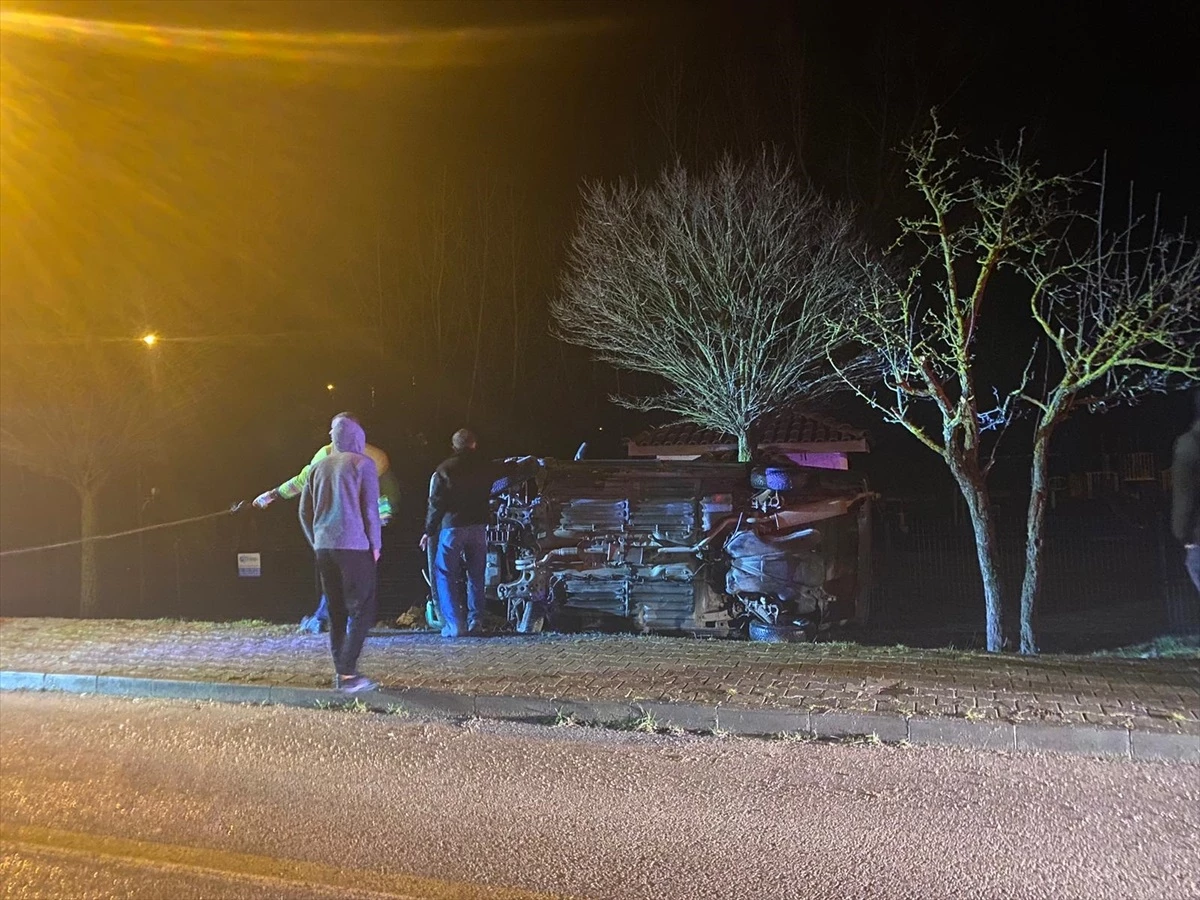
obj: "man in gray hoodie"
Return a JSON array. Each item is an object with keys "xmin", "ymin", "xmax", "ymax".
[{"xmin": 299, "ymin": 414, "xmax": 382, "ymax": 692}]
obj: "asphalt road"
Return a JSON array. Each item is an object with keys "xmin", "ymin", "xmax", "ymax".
[{"xmin": 0, "ymin": 693, "xmax": 1196, "ymax": 900}]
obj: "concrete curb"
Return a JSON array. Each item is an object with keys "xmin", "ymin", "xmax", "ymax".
[{"xmin": 2, "ymin": 670, "xmax": 1197, "ymax": 764}]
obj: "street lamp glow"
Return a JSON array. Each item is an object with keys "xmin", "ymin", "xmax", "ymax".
[
  {"xmin": 142, "ymin": 333, "xmax": 158, "ymax": 347},
  {"xmin": 326, "ymin": 383, "xmax": 335, "ymax": 391}
]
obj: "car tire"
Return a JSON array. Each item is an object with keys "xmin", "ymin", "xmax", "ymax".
[
  {"xmin": 750, "ymin": 466, "xmax": 795, "ymax": 492},
  {"xmin": 516, "ymin": 601, "xmax": 545, "ymax": 634},
  {"xmin": 764, "ymin": 467, "xmax": 794, "ymax": 491},
  {"xmin": 748, "ymin": 619, "xmax": 815, "ymax": 643}
]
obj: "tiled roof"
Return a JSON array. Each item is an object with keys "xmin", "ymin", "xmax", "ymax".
[{"xmin": 627, "ymin": 406, "xmax": 868, "ymax": 454}]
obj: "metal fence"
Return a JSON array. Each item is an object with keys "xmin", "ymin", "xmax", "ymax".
[
  {"xmin": 0, "ymin": 511, "xmax": 429, "ymax": 624},
  {"xmin": 867, "ymin": 504, "xmax": 1195, "ymax": 635},
  {"xmin": 2, "ymin": 499, "xmax": 1195, "ymax": 638}
]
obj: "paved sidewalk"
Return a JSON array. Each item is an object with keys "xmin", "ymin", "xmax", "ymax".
[{"xmin": 2, "ymin": 618, "xmax": 1197, "ymax": 760}]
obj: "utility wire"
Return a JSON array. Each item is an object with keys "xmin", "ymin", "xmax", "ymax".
[{"xmin": 0, "ymin": 503, "xmax": 246, "ymax": 557}]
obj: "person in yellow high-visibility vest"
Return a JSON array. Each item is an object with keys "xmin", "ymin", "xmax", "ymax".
[
  {"xmin": 254, "ymin": 412, "xmax": 400, "ymax": 632},
  {"xmin": 255, "ymin": 425, "xmax": 397, "ymax": 521}
]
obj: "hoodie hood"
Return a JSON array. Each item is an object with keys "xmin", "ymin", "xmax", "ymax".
[{"xmin": 331, "ymin": 416, "xmax": 366, "ymax": 454}]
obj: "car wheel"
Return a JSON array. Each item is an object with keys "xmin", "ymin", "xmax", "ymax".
[
  {"xmin": 748, "ymin": 619, "xmax": 815, "ymax": 643},
  {"xmin": 764, "ymin": 467, "xmax": 793, "ymax": 491},
  {"xmin": 749, "ymin": 466, "xmax": 795, "ymax": 491},
  {"xmin": 516, "ymin": 601, "xmax": 545, "ymax": 634}
]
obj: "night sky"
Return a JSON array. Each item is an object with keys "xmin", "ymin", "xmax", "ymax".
[{"xmin": 1, "ymin": 0, "xmax": 1198, "ymax": 542}]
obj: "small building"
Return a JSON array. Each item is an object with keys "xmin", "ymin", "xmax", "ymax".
[{"xmin": 626, "ymin": 405, "xmax": 868, "ymax": 470}]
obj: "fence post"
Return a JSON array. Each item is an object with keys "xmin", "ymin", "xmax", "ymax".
[
  {"xmin": 856, "ymin": 499, "xmax": 874, "ymax": 625},
  {"xmin": 173, "ymin": 539, "xmax": 182, "ymax": 618}
]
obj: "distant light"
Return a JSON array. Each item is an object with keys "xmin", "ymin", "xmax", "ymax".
[
  {"xmin": 142, "ymin": 334, "xmax": 158, "ymax": 346},
  {"xmin": 326, "ymin": 383, "xmax": 335, "ymax": 391}
]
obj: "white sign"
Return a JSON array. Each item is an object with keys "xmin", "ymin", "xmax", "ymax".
[{"xmin": 237, "ymin": 552, "xmax": 262, "ymax": 577}]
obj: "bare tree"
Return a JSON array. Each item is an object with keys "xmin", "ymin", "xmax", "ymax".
[
  {"xmin": 507, "ymin": 184, "xmax": 527, "ymax": 406},
  {"xmin": 464, "ymin": 180, "xmax": 495, "ymax": 425},
  {"xmin": 553, "ymin": 151, "xmax": 869, "ymax": 461},
  {"xmin": 771, "ymin": 15, "xmax": 810, "ymax": 182},
  {"xmin": 829, "ymin": 114, "xmax": 1200, "ymax": 653},
  {"xmin": 1017, "ymin": 179, "xmax": 1199, "ymax": 653},
  {"xmin": 0, "ymin": 338, "xmax": 207, "ymax": 616},
  {"xmin": 417, "ymin": 170, "xmax": 453, "ymax": 374},
  {"xmin": 645, "ymin": 60, "xmax": 688, "ymax": 162}
]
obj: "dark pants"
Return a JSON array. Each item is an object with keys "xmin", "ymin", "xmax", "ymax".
[
  {"xmin": 315, "ymin": 549, "xmax": 377, "ymax": 676},
  {"xmin": 434, "ymin": 525, "xmax": 487, "ymax": 637}
]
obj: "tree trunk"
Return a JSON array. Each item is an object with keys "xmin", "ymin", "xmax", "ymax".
[
  {"xmin": 465, "ymin": 291, "xmax": 484, "ymax": 424},
  {"xmin": 78, "ymin": 485, "xmax": 100, "ymax": 618},
  {"xmin": 737, "ymin": 430, "xmax": 751, "ymax": 462},
  {"xmin": 1019, "ymin": 423, "xmax": 1056, "ymax": 655},
  {"xmin": 509, "ymin": 190, "xmax": 521, "ymax": 408},
  {"xmin": 954, "ymin": 468, "xmax": 1005, "ymax": 652},
  {"xmin": 465, "ymin": 222, "xmax": 490, "ymax": 425}
]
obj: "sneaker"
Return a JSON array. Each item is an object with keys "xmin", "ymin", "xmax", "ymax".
[
  {"xmin": 336, "ymin": 675, "xmax": 377, "ymax": 694},
  {"xmin": 298, "ymin": 615, "xmax": 322, "ymax": 635}
]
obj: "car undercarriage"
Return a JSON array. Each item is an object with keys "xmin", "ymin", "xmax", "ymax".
[{"xmin": 480, "ymin": 459, "xmax": 872, "ymax": 641}]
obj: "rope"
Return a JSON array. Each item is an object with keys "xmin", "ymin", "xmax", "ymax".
[{"xmin": 0, "ymin": 502, "xmax": 247, "ymax": 557}]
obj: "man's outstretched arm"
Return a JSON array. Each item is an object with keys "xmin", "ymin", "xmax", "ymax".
[
  {"xmin": 254, "ymin": 446, "xmax": 332, "ymax": 508},
  {"xmin": 254, "ymin": 462, "xmax": 313, "ymax": 508}
]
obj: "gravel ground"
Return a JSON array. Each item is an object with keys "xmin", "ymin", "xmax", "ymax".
[{"xmin": 1, "ymin": 693, "xmax": 1197, "ymax": 899}]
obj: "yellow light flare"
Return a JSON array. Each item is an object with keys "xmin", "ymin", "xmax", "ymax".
[
  {"xmin": 0, "ymin": 5, "xmax": 620, "ymax": 323},
  {"xmin": 326, "ymin": 383, "xmax": 335, "ymax": 392},
  {"xmin": 142, "ymin": 333, "xmax": 158, "ymax": 346},
  {"xmin": 0, "ymin": 9, "xmax": 619, "ymax": 69}
]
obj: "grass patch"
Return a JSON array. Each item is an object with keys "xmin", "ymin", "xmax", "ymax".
[
  {"xmin": 605, "ymin": 711, "xmax": 660, "ymax": 734},
  {"xmin": 553, "ymin": 709, "xmax": 582, "ymax": 728},
  {"xmin": 839, "ymin": 732, "xmax": 882, "ymax": 747},
  {"xmin": 313, "ymin": 697, "xmax": 373, "ymax": 714},
  {"xmin": 771, "ymin": 730, "xmax": 814, "ymax": 743},
  {"xmin": 144, "ymin": 618, "xmax": 276, "ymax": 630},
  {"xmin": 629, "ymin": 711, "xmax": 659, "ymax": 734},
  {"xmin": 385, "ymin": 703, "xmax": 410, "ymax": 718},
  {"xmin": 1095, "ymin": 635, "xmax": 1200, "ymax": 659}
]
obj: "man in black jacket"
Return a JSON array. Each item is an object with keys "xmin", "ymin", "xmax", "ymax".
[
  {"xmin": 1171, "ymin": 389, "xmax": 1200, "ymax": 614},
  {"xmin": 419, "ymin": 429, "xmax": 535, "ymax": 637}
]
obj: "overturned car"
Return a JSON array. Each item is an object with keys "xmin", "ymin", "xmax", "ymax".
[{"xmin": 477, "ymin": 458, "xmax": 872, "ymax": 641}]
